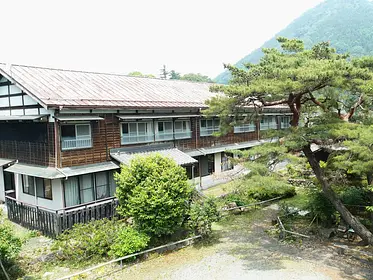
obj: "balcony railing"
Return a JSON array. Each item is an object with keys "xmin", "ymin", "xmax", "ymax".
[
  {"xmin": 61, "ymin": 137, "xmax": 92, "ymax": 150},
  {"xmin": 234, "ymin": 125, "xmax": 256, "ymax": 133},
  {"xmin": 121, "ymin": 134, "xmax": 154, "ymax": 145},
  {"xmin": 155, "ymin": 131, "xmax": 174, "ymax": 141},
  {"xmin": 174, "ymin": 131, "xmax": 192, "ymax": 139},
  {"xmin": 260, "ymin": 123, "xmax": 278, "ymax": 130},
  {"xmin": 200, "ymin": 127, "xmax": 220, "ymax": 137}
]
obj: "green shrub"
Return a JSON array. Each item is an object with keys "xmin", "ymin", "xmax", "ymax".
[
  {"xmin": 307, "ymin": 191, "xmax": 336, "ymax": 224},
  {"xmin": 340, "ymin": 186, "xmax": 369, "ymax": 206},
  {"xmin": 188, "ymin": 197, "xmax": 220, "ymax": 236},
  {"xmin": 243, "ymin": 175, "xmax": 296, "ymax": 201},
  {"xmin": 52, "ymin": 218, "xmax": 119, "ymax": 262},
  {"xmin": 115, "ymin": 154, "xmax": 195, "ymax": 237},
  {"xmin": 109, "ymin": 227, "xmax": 150, "ymax": 258},
  {"xmin": 0, "ymin": 223, "xmax": 22, "ymax": 264}
]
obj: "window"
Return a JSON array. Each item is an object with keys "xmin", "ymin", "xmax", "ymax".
[
  {"xmin": 64, "ymin": 171, "xmax": 116, "ymax": 207},
  {"xmin": 174, "ymin": 120, "xmax": 192, "ymax": 139},
  {"xmin": 155, "ymin": 121, "xmax": 173, "ymax": 141},
  {"xmin": 260, "ymin": 116, "xmax": 277, "ymax": 130},
  {"xmin": 200, "ymin": 119, "xmax": 220, "ymax": 136},
  {"xmin": 61, "ymin": 124, "xmax": 92, "ymax": 150},
  {"xmin": 280, "ymin": 116, "xmax": 291, "ymax": 129},
  {"xmin": 22, "ymin": 175, "xmax": 35, "ymax": 196},
  {"xmin": 121, "ymin": 121, "xmax": 153, "ymax": 144},
  {"xmin": 22, "ymin": 175, "xmax": 52, "ymax": 200},
  {"xmin": 234, "ymin": 122, "xmax": 256, "ymax": 133}
]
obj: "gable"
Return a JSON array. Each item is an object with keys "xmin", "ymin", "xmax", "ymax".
[{"xmin": 0, "ymin": 75, "xmax": 48, "ymax": 116}]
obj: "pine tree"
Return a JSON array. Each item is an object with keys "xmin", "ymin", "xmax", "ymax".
[{"xmin": 207, "ymin": 37, "xmax": 373, "ymax": 244}]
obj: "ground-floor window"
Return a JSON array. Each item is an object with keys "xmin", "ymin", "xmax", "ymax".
[
  {"xmin": 21, "ymin": 175, "xmax": 52, "ymax": 200},
  {"xmin": 64, "ymin": 171, "xmax": 117, "ymax": 207},
  {"xmin": 222, "ymin": 152, "xmax": 234, "ymax": 172}
]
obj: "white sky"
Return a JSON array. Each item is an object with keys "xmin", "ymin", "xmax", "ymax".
[{"xmin": 0, "ymin": 0, "xmax": 324, "ymax": 78}]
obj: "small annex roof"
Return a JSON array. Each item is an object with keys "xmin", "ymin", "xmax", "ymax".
[
  {"xmin": 111, "ymin": 145, "xmax": 198, "ymax": 166},
  {"xmin": 186, "ymin": 139, "xmax": 276, "ymax": 157},
  {"xmin": 60, "ymin": 161, "xmax": 119, "ymax": 177},
  {"xmin": 0, "ymin": 158, "xmax": 15, "ymax": 167},
  {"xmin": 5, "ymin": 163, "xmax": 65, "ymax": 179},
  {"xmin": 0, "ymin": 115, "xmax": 49, "ymax": 121}
]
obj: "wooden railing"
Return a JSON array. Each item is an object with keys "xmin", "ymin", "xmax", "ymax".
[{"xmin": 5, "ymin": 196, "xmax": 119, "ymax": 238}]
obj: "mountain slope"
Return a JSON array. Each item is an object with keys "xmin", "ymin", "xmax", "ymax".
[{"xmin": 215, "ymin": 0, "xmax": 373, "ymax": 84}]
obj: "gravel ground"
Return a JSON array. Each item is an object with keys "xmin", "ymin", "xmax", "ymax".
[{"xmin": 103, "ymin": 204, "xmax": 373, "ymax": 280}]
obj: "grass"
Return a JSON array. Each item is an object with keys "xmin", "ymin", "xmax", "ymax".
[
  {"xmin": 202, "ymin": 180, "xmax": 239, "ymax": 197},
  {"xmin": 282, "ymin": 186, "xmax": 310, "ymax": 210}
]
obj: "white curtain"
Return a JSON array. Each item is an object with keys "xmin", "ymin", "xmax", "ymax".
[
  {"xmin": 64, "ymin": 177, "xmax": 79, "ymax": 207},
  {"xmin": 79, "ymin": 174, "xmax": 94, "ymax": 204},
  {"xmin": 95, "ymin": 172, "xmax": 108, "ymax": 199}
]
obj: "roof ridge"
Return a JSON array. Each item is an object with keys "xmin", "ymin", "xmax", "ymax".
[{"xmin": 0, "ymin": 62, "xmax": 213, "ymax": 85}]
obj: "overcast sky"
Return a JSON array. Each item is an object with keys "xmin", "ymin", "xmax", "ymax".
[{"xmin": 0, "ymin": 0, "xmax": 324, "ymax": 78}]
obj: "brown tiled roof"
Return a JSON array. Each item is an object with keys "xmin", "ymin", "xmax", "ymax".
[{"xmin": 0, "ymin": 64, "xmax": 215, "ymax": 109}]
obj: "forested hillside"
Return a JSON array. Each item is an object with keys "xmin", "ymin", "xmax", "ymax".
[{"xmin": 215, "ymin": 0, "xmax": 373, "ymax": 84}]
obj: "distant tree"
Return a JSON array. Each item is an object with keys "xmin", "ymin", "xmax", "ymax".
[
  {"xmin": 160, "ymin": 65, "xmax": 169, "ymax": 79},
  {"xmin": 169, "ymin": 70, "xmax": 181, "ymax": 80},
  {"xmin": 128, "ymin": 71, "xmax": 155, "ymax": 78},
  {"xmin": 181, "ymin": 73, "xmax": 213, "ymax": 83},
  {"xmin": 115, "ymin": 154, "xmax": 195, "ymax": 237}
]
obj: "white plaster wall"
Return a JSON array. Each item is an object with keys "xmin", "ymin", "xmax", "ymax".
[
  {"xmin": 0, "ymin": 167, "xmax": 4, "ymax": 202},
  {"xmin": 16, "ymin": 175, "xmax": 64, "ymax": 210},
  {"xmin": 214, "ymin": 152, "xmax": 222, "ymax": 174}
]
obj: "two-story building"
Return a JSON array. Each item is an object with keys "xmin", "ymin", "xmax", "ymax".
[{"xmin": 0, "ymin": 63, "xmax": 291, "ymax": 236}]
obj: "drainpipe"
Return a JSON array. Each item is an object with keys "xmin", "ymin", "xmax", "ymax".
[{"xmin": 54, "ymin": 119, "xmax": 59, "ymax": 168}]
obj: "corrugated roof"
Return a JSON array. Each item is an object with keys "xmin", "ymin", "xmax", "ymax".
[
  {"xmin": 60, "ymin": 161, "xmax": 119, "ymax": 177},
  {"xmin": 117, "ymin": 114, "xmax": 199, "ymax": 120},
  {"xmin": 5, "ymin": 163, "xmax": 65, "ymax": 179},
  {"xmin": 54, "ymin": 115, "xmax": 104, "ymax": 121},
  {"xmin": 0, "ymin": 64, "xmax": 216, "ymax": 109},
  {"xmin": 0, "ymin": 158, "xmax": 14, "ymax": 167},
  {"xmin": 111, "ymin": 147, "xmax": 197, "ymax": 166},
  {"xmin": 0, "ymin": 115, "xmax": 49, "ymax": 121}
]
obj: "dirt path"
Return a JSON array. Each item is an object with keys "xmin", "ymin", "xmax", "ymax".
[{"xmin": 105, "ymin": 204, "xmax": 373, "ymax": 280}]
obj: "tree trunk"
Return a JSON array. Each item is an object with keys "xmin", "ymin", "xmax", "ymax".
[
  {"xmin": 303, "ymin": 145, "xmax": 373, "ymax": 244},
  {"xmin": 367, "ymin": 174, "xmax": 373, "ymax": 232}
]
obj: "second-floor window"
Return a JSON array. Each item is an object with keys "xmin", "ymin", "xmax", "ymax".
[
  {"xmin": 174, "ymin": 120, "xmax": 191, "ymax": 139},
  {"xmin": 260, "ymin": 116, "xmax": 277, "ymax": 130},
  {"xmin": 234, "ymin": 122, "xmax": 256, "ymax": 133},
  {"xmin": 121, "ymin": 122, "xmax": 154, "ymax": 144},
  {"xmin": 200, "ymin": 119, "xmax": 220, "ymax": 136},
  {"xmin": 61, "ymin": 124, "xmax": 92, "ymax": 150},
  {"xmin": 155, "ymin": 121, "xmax": 173, "ymax": 141}
]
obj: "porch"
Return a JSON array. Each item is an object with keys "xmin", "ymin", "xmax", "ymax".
[{"xmin": 5, "ymin": 195, "xmax": 118, "ymax": 237}]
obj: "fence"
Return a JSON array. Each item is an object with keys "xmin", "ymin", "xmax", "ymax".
[{"xmin": 5, "ymin": 196, "xmax": 118, "ymax": 237}]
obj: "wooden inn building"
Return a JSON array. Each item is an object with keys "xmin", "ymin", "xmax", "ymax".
[{"xmin": 0, "ymin": 63, "xmax": 291, "ymax": 236}]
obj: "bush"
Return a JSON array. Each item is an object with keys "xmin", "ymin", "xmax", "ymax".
[
  {"xmin": 53, "ymin": 219, "xmax": 119, "ymax": 262},
  {"xmin": 243, "ymin": 175, "xmax": 296, "ymax": 201},
  {"xmin": 188, "ymin": 197, "xmax": 220, "ymax": 236},
  {"xmin": 0, "ymin": 223, "xmax": 22, "ymax": 264},
  {"xmin": 53, "ymin": 218, "xmax": 151, "ymax": 263},
  {"xmin": 307, "ymin": 191, "xmax": 336, "ymax": 225},
  {"xmin": 115, "ymin": 154, "xmax": 195, "ymax": 237},
  {"xmin": 109, "ymin": 227, "xmax": 150, "ymax": 258}
]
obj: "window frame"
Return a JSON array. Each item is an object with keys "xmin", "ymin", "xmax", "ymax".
[
  {"xmin": 61, "ymin": 123, "xmax": 92, "ymax": 151},
  {"xmin": 155, "ymin": 120, "xmax": 174, "ymax": 141},
  {"xmin": 174, "ymin": 119, "xmax": 192, "ymax": 139},
  {"xmin": 234, "ymin": 121, "xmax": 256, "ymax": 133},
  {"xmin": 200, "ymin": 118, "xmax": 220, "ymax": 136},
  {"xmin": 260, "ymin": 116, "xmax": 277, "ymax": 131},
  {"xmin": 22, "ymin": 175, "xmax": 35, "ymax": 196},
  {"xmin": 22, "ymin": 175, "xmax": 52, "ymax": 200},
  {"xmin": 120, "ymin": 121, "xmax": 154, "ymax": 145},
  {"xmin": 280, "ymin": 116, "xmax": 291, "ymax": 129}
]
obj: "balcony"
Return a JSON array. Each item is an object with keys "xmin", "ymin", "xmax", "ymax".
[
  {"xmin": 61, "ymin": 137, "xmax": 92, "ymax": 150},
  {"xmin": 155, "ymin": 131, "xmax": 174, "ymax": 141},
  {"xmin": 121, "ymin": 134, "xmax": 154, "ymax": 145},
  {"xmin": 174, "ymin": 131, "xmax": 192, "ymax": 139},
  {"xmin": 200, "ymin": 127, "xmax": 220, "ymax": 137}
]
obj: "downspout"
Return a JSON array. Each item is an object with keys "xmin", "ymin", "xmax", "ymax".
[{"xmin": 54, "ymin": 118, "xmax": 59, "ymax": 168}]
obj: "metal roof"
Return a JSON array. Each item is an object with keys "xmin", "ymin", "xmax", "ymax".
[
  {"xmin": 5, "ymin": 163, "xmax": 65, "ymax": 179},
  {"xmin": 111, "ymin": 147, "xmax": 197, "ymax": 166},
  {"xmin": 186, "ymin": 139, "xmax": 275, "ymax": 157},
  {"xmin": 0, "ymin": 158, "xmax": 14, "ymax": 167},
  {"xmin": 0, "ymin": 64, "xmax": 216, "ymax": 109},
  {"xmin": 54, "ymin": 115, "xmax": 104, "ymax": 121},
  {"xmin": 60, "ymin": 161, "xmax": 119, "ymax": 177},
  {"xmin": 0, "ymin": 115, "xmax": 49, "ymax": 121},
  {"xmin": 117, "ymin": 114, "xmax": 200, "ymax": 120}
]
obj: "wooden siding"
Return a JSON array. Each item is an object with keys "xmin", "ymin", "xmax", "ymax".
[{"xmin": 59, "ymin": 114, "xmax": 262, "ymax": 168}]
